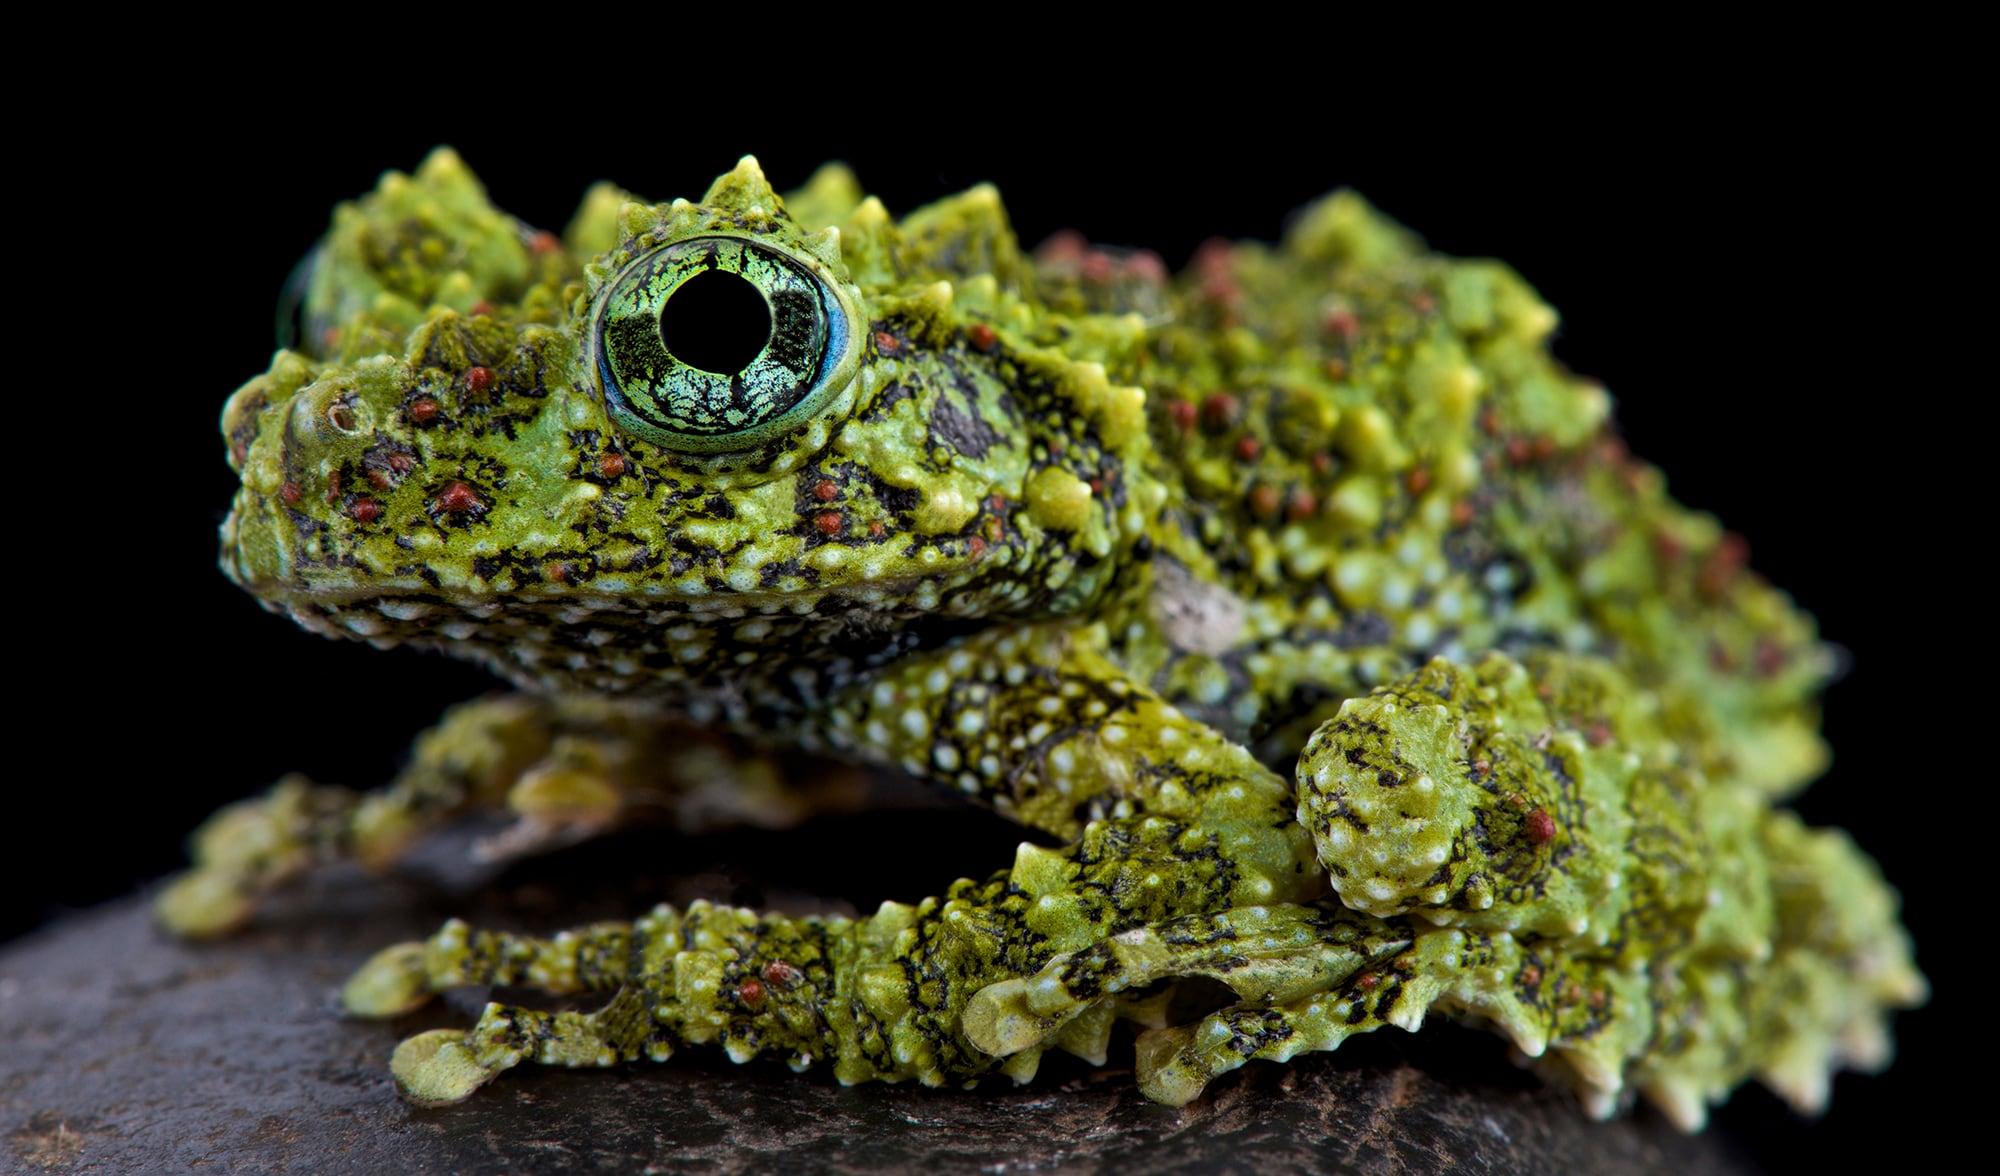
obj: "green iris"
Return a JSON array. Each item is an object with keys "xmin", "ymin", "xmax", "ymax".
[{"xmin": 593, "ymin": 236, "xmax": 854, "ymax": 451}]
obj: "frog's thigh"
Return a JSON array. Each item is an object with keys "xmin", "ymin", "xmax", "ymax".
[
  {"xmin": 827, "ymin": 622, "xmax": 1305, "ymax": 849},
  {"xmin": 343, "ymin": 917, "xmax": 634, "ymax": 1017}
]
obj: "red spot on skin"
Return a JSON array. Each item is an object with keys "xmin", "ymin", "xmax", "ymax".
[
  {"xmin": 1357, "ymin": 973, "xmax": 1381, "ymax": 991},
  {"xmin": 388, "ymin": 453, "xmax": 414, "ymax": 474},
  {"xmin": 230, "ymin": 441, "xmax": 248, "ymax": 465},
  {"xmin": 983, "ymin": 517, "xmax": 1005, "ymax": 543},
  {"xmin": 1450, "ymin": 500, "xmax": 1475, "ymax": 528},
  {"xmin": 465, "ymin": 366, "xmax": 494, "ymax": 395},
  {"xmin": 1755, "ymin": 638, "xmax": 1788, "ymax": 678},
  {"xmin": 1505, "ymin": 791, "xmax": 1527, "ymax": 808},
  {"xmin": 1311, "ymin": 452, "xmax": 1333, "ymax": 476},
  {"xmin": 437, "ymin": 482, "xmax": 481, "ymax": 513},
  {"xmin": 470, "ymin": 300, "xmax": 492, "ymax": 316},
  {"xmin": 546, "ymin": 563, "xmax": 569, "ymax": 583},
  {"xmin": 324, "ymin": 471, "xmax": 342, "ymax": 503},
  {"xmin": 1080, "ymin": 252, "xmax": 1115, "ymax": 284},
  {"xmin": 1471, "ymin": 759, "xmax": 1491, "ymax": 778},
  {"xmin": 1285, "ymin": 488, "xmax": 1317, "ymax": 522},
  {"xmin": 1520, "ymin": 964, "xmax": 1543, "ymax": 986},
  {"xmin": 1088, "ymin": 477, "xmax": 1104, "ymax": 495},
  {"xmin": 968, "ymin": 322, "xmax": 997, "ymax": 352},
  {"xmin": 408, "ymin": 398, "xmax": 439, "ymax": 423},
  {"xmin": 1596, "ymin": 435, "xmax": 1628, "ymax": 466},
  {"xmin": 874, "ymin": 331, "xmax": 899, "ymax": 354},
  {"xmin": 1589, "ymin": 988, "xmax": 1609, "ymax": 1009},
  {"xmin": 1479, "ymin": 408, "xmax": 1501, "ymax": 437},
  {"xmin": 1532, "ymin": 436, "xmax": 1557, "ymax": 461},
  {"xmin": 1234, "ymin": 436, "xmax": 1261, "ymax": 462},
  {"xmin": 1412, "ymin": 291, "xmax": 1436, "ymax": 314},
  {"xmin": 368, "ymin": 468, "xmax": 394, "ymax": 490},
  {"xmin": 530, "ymin": 230, "xmax": 560, "ymax": 255},
  {"xmin": 736, "ymin": 978, "xmax": 765, "ymax": 1007},
  {"xmin": 1698, "ymin": 532, "xmax": 1749, "ymax": 600},
  {"xmin": 1405, "ymin": 467, "xmax": 1431, "ymax": 496},
  {"xmin": 762, "ymin": 960, "xmax": 803, "ymax": 988},
  {"xmin": 814, "ymin": 512, "xmax": 844, "ymax": 537},
  {"xmin": 321, "ymin": 327, "xmax": 340, "ymax": 349},
  {"xmin": 351, "ymin": 497, "xmax": 382, "ymax": 524},
  {"xmin": 1536, "ymin": 683, "xmax": 1554, "ymax": 701},
  {"xmin": 1586, "ymin": 721, "xmax": 1613, "ymax": 748},
  {"xmin": 1653, "ymin": 530, "xmax": 1685, "ymax": 563},
  {"xmin": 1324, "ymin": 358, "xmax": 1347, "ymax": 380},
  {"xmin": 968, "ymin": 535, "xmax": 987, "ymax": 557},
  {"xmin": 813, "ymin": 479, "xmax": 839, "ymax": 502},
  {"xmin": 1507, "ymin": 436, "xmax": 1532, "ymax": 465},
  {"xmin": 1322, "ymin": 308, "xmax": 1360, "ymax": 343},
  {"xmin": 598, "ymin": 452, "xmax": 627, "ymax": 479},
  {"xmin": 1169, "ymin": 399, "xmax": 1197, "ymax": 433},
  {"xmin": 1249, "ymin": 484, "xmax": 1281, "ymax": 517},
  {"xmin": 989, "ymin": 495, "xmax": 1009, "ymax": 513},
  {"xmin": 1525, "ymin": 809, "xmax": 1557, "ymax": 844},
  {"xmin": 1200, "ymin": 393, "xmax": 1238, "ymax": 431},
  {"xmin": 868, "ymin": 520, "xmax": 885, "ymax": 537},
  {"xmin": 1564, "ymin": 981, "xmax": 1584, "ymax": 1003},
  {"xmin": 280, "ymin": 482, "xmax": 302, "ymax": 505}
]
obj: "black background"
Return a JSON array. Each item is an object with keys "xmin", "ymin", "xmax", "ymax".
[{"xmin": 13, "ymin": 65, "xmax": 1961, "ymax": 1169}]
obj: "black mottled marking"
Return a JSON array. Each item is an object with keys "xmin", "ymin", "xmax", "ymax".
[{"xmin": 927, "ymin": 389, "xmax": 1004, "ymax": 459}]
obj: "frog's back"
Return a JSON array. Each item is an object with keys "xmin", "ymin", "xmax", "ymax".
[{"xmin": 1072, "ymin": 193, "xmax": 1828, "ymax": 798}]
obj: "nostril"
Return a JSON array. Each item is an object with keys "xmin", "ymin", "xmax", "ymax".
[{"xmin": 326, "ymin": 401, "xmax": 360, "ymax": 433}]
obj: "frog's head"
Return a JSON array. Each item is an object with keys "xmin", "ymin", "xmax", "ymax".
[{"xmin": 220, "ymin": 151, "xmax": 1156, "ymax": 701}]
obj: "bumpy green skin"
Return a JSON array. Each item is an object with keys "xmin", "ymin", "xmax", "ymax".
[{"xmin": 169, "ymin": 149, "xmax": 1923, "ymax": 1128}]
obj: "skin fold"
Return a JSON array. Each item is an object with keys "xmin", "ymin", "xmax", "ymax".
[{"xmin": 160, "ymin": 150, "xmax": 1923, "ymax": 1129}]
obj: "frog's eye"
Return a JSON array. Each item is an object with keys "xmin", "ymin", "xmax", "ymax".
[{"xmin": 594, "ymin": 236, "xmax": 855, "ymax": 451}]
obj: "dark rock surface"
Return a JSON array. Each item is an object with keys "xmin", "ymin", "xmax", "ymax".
[{"xmin": 0, "ymin": 848, "xmax": 1757, "ymax": 1176}]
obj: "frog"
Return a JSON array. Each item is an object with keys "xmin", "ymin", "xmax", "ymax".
[{"xmin": 158, "ymin": 148, "xmax": 1924, "ymax": 1130}]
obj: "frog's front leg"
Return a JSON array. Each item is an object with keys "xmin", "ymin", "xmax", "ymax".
[
  {"xmin": 821, "ymin": 620, "xmax": 1323, "ymax": 911},
  {"xmin": 156, "ymin": 694, "xmax": 858, "ymax": 937}
]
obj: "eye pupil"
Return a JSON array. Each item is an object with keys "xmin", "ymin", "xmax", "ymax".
[{"xmin": 659, "ymin": 268, "xmax": 772, "ymax": 376}]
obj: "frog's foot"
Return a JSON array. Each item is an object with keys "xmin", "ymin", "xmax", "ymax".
[
  {"xmin": 342, "ymin": 917, "xmax": 633, "ymax": 1017},
  {"xmin": 155, "ymin": 774, "xmax": 362, "ymax": 937},
  {"xmin": 963, "ymin": 904, "xmax": 1413, "ymax": 1086},
  {"xmin": 160, "ymin": 696, "xmax": 867, "ymax": 938},
  {"xmin": 389, "ymin": 990, "xmax": 648, "ymax": 1105}
]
